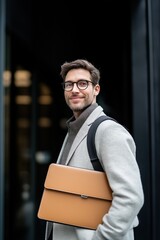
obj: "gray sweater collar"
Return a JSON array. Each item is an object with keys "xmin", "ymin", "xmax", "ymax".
[{"xmin": 67, "ymin": 103, "xmax": 98, "ymax": 133}]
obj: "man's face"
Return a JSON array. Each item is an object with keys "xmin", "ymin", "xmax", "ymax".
[{"xmin": 64, "ymin": 68, "xmax": 100, "ymax": 118}]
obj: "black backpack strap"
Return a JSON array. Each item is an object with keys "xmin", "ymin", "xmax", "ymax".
[{"xmin": 87, "ymin": 115, "xmax": 115, "ymax": 172}]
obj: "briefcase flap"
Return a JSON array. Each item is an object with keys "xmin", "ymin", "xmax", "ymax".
[{"xmin": 44, "ymin": 164, "xmax": 112, "ymax": 201}]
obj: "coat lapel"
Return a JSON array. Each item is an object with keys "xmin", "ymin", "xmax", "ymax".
[
  {"xmin": 59, "ymin": 106, "xmax": 104, "ymax": 165},
  {"xmin": 65, "ymin": 122, "xmax": 89, "ymax": 165}
]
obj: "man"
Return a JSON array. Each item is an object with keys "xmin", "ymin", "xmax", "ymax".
[{"xmin": 53, "ymin": 59, "xmax": 144, "ymax": 240}]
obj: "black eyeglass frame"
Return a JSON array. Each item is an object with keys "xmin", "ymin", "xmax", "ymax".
[{"xmin": 61, "ymin": 79, "xmax": 95, "ymax": 91}]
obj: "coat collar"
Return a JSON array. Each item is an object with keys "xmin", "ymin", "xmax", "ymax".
[{"xmin": 64, "ymin": 106, "xmax": 104, "ymax": 165}]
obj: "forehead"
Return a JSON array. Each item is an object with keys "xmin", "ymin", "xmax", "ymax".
[{"xmin": 65, "ymin": 68, "xmax": 91, "ymax": 81}]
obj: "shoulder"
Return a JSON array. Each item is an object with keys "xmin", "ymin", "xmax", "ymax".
[
  {"xmin": 96, "ymin": 114, "xmax": 131, "ymax": 134},
  {"xmin": 95, "ymin": 116, "xmax": 136, "ymax": 148}
]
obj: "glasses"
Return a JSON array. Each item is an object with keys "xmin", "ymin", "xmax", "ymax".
[{"xmin": 61, "ymin": 79, "xmax": 94, "ymax": 91}]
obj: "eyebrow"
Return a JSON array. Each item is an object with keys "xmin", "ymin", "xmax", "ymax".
[{"xmin": 64, "ymin": 79, "xmax": 91, "ymax": 82}]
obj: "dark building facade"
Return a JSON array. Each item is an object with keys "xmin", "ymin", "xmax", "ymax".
[{"xmin": 0, "ymin": 0, "xmax": 160, "ymax": 240}]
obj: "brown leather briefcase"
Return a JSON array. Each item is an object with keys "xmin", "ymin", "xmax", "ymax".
[{"xmin": 37, "ymin": 163, "xmax": 112, "ymax": 230}]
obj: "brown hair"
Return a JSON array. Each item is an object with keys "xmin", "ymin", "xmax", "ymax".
[{"xmin": 60, "ymin": 59, "xmax": 100, "ymax": 85}]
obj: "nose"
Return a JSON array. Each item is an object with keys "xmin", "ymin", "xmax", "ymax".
[{"xmin": 72, "ymin": 82, "xmax": 79, "ymax": 91}]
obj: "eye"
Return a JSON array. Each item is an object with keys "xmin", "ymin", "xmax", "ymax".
[
  {"xmin": 65, "ymin": 82, "xmax": 72, "ymax": 87},
  {"xmin": 78, "ymin": 80, "xmax": 87, "ymax": 87}
]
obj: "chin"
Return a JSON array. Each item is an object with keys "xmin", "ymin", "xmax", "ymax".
[
  {"xmin": 71, "ymin": 107, "xmax": 82, "ymax": 112},
  {"xmin": 72, "ymin": 102, "xmax": 92, "ymax": 111},
  {"xmin": 70, "ymin": 104, "xmax": 82, "ymax": 111}
]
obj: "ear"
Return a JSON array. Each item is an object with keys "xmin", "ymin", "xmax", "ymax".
[{"xmin": 94, "ymin": 84, "xmax": 100, "ymax": 96}]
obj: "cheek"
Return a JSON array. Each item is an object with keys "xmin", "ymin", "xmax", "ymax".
[
  {"xmin": 64, "ymin": 92, "xmax": 72, "ymax": 104},
  {"xmin": 86, "ymin": 92, "xmax": 95, "ymax": 102},
  {"xmin": 90, "ymin": 89, "xmax": 97, "ymax": 98},
  {"xmin": 64, "ymin": 92, "xmax": 68, "ymax": 101},
  {"xmin": 64, "ymin": 91, "xmax": 69, "ymax": 97}
]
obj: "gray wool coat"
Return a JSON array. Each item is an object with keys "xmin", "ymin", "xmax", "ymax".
[{"xmin": 52, "ymin": 106, "xmax": 144, "ymax": 240}]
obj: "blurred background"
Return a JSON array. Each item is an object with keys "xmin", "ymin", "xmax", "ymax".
[{"xmin": 0, "ymin": 0, "xmax": 160, "ymax": 239}]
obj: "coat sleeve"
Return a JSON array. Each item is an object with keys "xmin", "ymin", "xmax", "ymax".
[{"xmin": 92, "ymin": 120, "xmax": 144, "ymax": 240}]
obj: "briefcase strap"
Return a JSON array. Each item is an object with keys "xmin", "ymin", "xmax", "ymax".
[{"xmin": 45, "ymin": 221, "xmax": 53, "ymax": 240}]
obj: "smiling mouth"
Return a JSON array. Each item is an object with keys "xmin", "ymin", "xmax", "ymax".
[
  {"xmin": 70, "ymin": 98, "xmax": 81, "ymax": 102},
  {"xmin": 69, "ymin": 95, "xmax": 83, "ymax": 100},
  {"xmin": 70, "ymin": 97, "xmax": 81, "ymax": 100}
]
